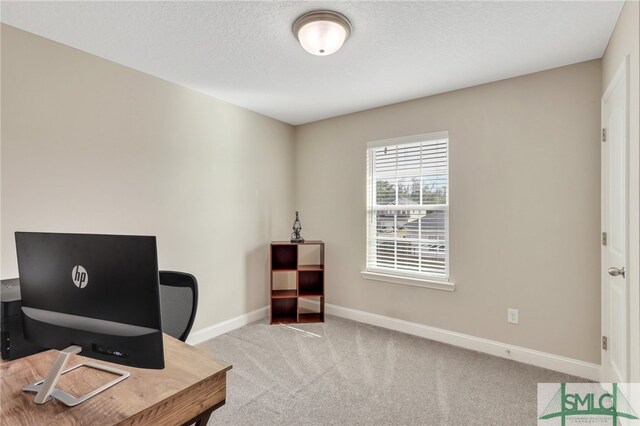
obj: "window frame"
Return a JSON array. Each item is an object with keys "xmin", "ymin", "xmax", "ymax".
[{"xmin": 363, "ymin": 131, "xmax": 454, "ymax": 291}]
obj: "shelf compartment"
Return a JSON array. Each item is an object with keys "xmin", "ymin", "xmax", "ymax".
[
  {"xmin": 298, "ymin": 270, "xmax": 323, "ymax": 296},
  {"xmin": 298, "ymin": 292, "xmax": 324, "ymax": 298},
  {"xmin": 271, "ymin": 289, "xmax": 297, "ymax": 299},
  {"xmin": 298, "ymin": 313, "xmax": 323, "ymax": 323},
  {"xmin": 298, "ymin": 296, "xmax": 323, "ymax": 323},
  {"xmin": 298, "ymin": 244, "xmax": 324, "ymax": 267},
  {"xmin": 271, "ymin": 298, "xmax": 297, "ymax": 324},
  {"xmin": 271, "ymin": 315, "xmax": 298, "ymax": 324},
  {"xmin": 272, "ymin": 270, "xmax": 296, "ymax": 293},
  {"xmin": 271, "ymin": 244, "xmax": 297, "ymax": 270}
]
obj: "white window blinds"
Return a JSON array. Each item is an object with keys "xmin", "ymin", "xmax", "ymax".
[{"xmin": 366, "ymin": 132, "xmax": 449, "ymax": 280}]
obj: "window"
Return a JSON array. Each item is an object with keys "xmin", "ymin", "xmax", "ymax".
[{"xmin": 365, "ymin": 131, "xmax": 450, "ymax": 286}]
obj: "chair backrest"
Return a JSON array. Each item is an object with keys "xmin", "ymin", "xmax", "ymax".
[{"xmin": 158, "ymin": 271, "xmax": 198, "ymax": 342}]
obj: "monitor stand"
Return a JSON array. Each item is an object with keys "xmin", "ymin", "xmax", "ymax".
[{"xmin": 22, "ymin": 345, "xmax": 130, "ymax": 407}]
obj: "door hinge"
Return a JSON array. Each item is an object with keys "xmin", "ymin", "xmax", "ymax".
[
  {"xmin": 602, "ymin": 232, "xmax": 607, "ymax": 246},
  {"xmin": 602, "ymin": 128, "xmax": 607, "ymax": 142},
  {"xmin": 602, "ymin": 336, "xmax": 608, "ymax": 350}
]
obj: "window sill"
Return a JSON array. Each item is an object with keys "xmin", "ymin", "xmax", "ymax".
[{"xmin": 361, "ymin": 270, "xmax": 455, "ymax": 292}]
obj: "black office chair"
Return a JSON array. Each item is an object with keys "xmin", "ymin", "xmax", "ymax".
[{"xmin": 158, "ymin": 271, "xmax": 198, "ymax": 342}]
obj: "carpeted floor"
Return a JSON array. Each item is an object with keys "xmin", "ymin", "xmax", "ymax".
[{"xmin": 199, "ymin": 316, "xmax": 587, "ymax": 425}]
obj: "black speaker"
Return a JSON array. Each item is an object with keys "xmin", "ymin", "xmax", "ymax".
[{"xmin": 1, "ymin": 278, "xmax": 44, "ymax": 360}]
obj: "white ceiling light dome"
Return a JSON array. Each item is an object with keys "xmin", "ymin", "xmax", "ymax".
[{"xmin": 292, "ymin": 10, "xmax": 352, "ymax": 56}]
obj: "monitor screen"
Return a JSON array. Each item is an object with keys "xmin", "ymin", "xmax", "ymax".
[{"xmin": 15, "ymin": 232, "xmax": 164, "ymax": 369}]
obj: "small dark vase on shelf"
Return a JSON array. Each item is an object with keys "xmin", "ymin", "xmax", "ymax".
[{"xmin": 290, "ymin": 211, "xmax": 305, "ymax": 243}]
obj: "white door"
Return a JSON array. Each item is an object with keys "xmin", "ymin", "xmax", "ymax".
[{"xmin": 601, "ymin": 57, "xmax": 629, "ymax": 384}]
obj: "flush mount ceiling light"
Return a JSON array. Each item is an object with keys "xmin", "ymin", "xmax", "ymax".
[{"xmin": 292, "ymin": 10, "xmax": 352, "ymax": 56}]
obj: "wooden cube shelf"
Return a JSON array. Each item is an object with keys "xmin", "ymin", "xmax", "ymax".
[{"xmin": 270, "ymin": 241, "xmax": 324, "ymax": 324}]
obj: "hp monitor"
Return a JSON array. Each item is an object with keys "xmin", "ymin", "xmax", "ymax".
[{"xmin": 15, "ymin": 232, "xmax": 164, "ymax": 406}]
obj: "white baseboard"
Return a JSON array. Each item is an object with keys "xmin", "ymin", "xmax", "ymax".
[
  {"xmin": 321, "ymin": 302, "xmax": 600, "ymax": 381},
  {"xmin": 188, "ymin": 301, "xmax": 600, "ymax": 381},
  {"xmin": 186, "ymin": 306, "xmax": 269, "ymax": 346}
]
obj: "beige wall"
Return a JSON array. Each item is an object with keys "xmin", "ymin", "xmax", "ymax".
[
  {"xmin": 0, "ymin": 24, "xmax": 295, "ymax": 333},
  {"xmin": 602, "ymin": 0, "xmax": 640, "ymax": 382},
  {"xmin": 0, "ymin": 19, "xmax": 615, "ymax": 366},
  {"xmin": 295, "ymin": 60, "xmax": 602, "ymax": 364}
]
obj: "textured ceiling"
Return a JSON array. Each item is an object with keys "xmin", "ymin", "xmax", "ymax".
[{"xmin": 0, "ymin": 1, "xmax": 624, "ymax": 125}]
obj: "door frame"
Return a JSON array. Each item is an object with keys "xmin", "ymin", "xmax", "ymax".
[{"xmin": 600, "ymin": 55, "xmax": 631, "ymax": 383}]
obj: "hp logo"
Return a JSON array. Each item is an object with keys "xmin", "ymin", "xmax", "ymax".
[{"xmin": 72, "ymin": 265, "xmax": 88, "ymax": 288}]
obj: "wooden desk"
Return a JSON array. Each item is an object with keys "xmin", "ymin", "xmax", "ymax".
[{"xmin": 0, "ymin": 334, "xmax": 231, "ymax": 425}]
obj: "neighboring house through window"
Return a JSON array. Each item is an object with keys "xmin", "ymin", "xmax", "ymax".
[{"xmin": 365, "ymin": 131, "xmax": 450, "ymax": 288}]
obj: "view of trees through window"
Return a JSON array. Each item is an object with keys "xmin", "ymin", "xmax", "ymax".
[{"xmin": 375, "ymin": 179, "xmax": 446, "ymax": 205}]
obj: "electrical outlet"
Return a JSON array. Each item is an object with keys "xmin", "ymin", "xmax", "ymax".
[{"xmin": 507, "ymin": 308, "xmax": 519, "ymax": 324}]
